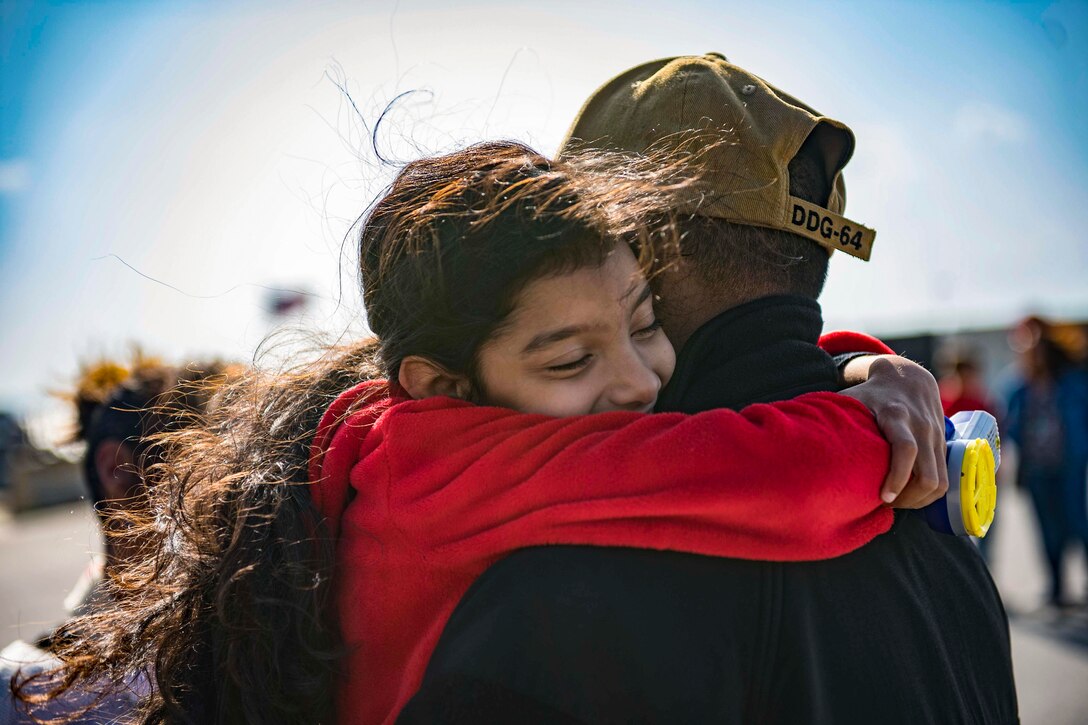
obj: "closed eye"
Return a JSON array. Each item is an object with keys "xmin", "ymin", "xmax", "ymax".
[
  {"xmin": 546, "ymin": 354, "xmax": 593, "ymax": 373},
  {"xmin": 632, "ymin": 319, "xmax": 663, "ymax": 340}
]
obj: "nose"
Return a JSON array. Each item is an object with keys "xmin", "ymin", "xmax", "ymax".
[{"xmin": 602, "ymin": 347, "xmax": 661, "ymax": 412}]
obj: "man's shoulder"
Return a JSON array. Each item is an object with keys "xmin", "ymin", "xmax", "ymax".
[
  {"xmin": 416, "ymin": 523, "xmax": 1014, "ymax": 724},
  {"xmin": 446, "ymin": 516, "xmax": 1001, "ymax": 631}
]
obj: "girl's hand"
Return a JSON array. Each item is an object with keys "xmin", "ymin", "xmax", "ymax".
[{"xmin": 839, "ymin": 355, "xmax": 949, "ymax": 509}]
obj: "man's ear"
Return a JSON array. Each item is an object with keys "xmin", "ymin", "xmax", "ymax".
[
  {"xmin": 93, "ymin": 439, "xmax": 137, "ymax": 500},
  {"xmin": 398, "ymin": 356, "xmax": 473, "ymax": 400}
]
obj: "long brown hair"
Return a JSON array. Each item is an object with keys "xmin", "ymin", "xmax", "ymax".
[{"xmin": 24, "ymin": 141, "xmax": 691, "ymax": 723}]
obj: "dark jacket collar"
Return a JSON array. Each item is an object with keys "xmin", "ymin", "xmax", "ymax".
[{"xmin": 656, "ymin": 294, "xmax": 839, "ymax": 413}]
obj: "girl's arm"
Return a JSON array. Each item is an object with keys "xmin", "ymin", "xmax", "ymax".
[
  {"xmin": 310, "ymin": 331, "xmax": 913, "ymax": 572},
  {"xmin": 822, "ymin": 331, "xmax": 951, "ymax": 508},
  {"xmin": 818, "ymin": 330, "xmax": 894, "ymax": 359},
  {"xmin": 316, "ymin": 388, "xmax": 893, "ymax": 567}
]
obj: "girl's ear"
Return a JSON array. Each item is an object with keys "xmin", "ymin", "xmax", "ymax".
[{"xmin": 398, "ymin": 356, "xmax": 473, "ymax": 401}]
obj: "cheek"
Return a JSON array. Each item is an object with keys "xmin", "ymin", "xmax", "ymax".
[
  {"xmin": 498, "ymin": 378, "xmax": 599, "ymax": 418},
  {"xmin": 650, "ymin": 337, "xmax": 677, "ymax": 387},
  {"xmin": 475, "ymin": 349, "xmax": 620, "ymax": 418},
  {"xmin": 476, "ymin": 362, "xmax": 590, "ymax": 418},
  {"xmin": 489, "ymin": 373, "xmax": 605, "ymax": 418}
]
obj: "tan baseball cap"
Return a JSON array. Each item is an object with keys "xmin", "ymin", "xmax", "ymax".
[{"xmin": 559, "ymin": 52, "xmax": 876, "ymax": 261}]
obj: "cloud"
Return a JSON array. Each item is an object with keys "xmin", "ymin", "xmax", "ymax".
[
  {"xmin": 952, "ymin": 102, "xmax": 1030, "ymax": 144},
  {"xmin": 0, "ymin": 159, "xmax": 31, "ymax": 193}
]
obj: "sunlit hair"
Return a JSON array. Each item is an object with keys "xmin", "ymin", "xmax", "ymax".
[
  {"xmin": 361, "ymin": 140, "xmax": 692, "ymax": 387},
  {"xmin": 13, "ymin": 355, "xmax": 243, "ymax": 722},
  {"xmin": 22, "ymin": 140, "xmax": 694, "ymax": 724},
  {"xmin": 563, "ymin": 126, "xmax": 833, "ymax": 306}
]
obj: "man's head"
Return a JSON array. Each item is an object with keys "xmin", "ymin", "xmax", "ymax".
[{"xmin": 558, "ymin": 53, "xmax": 875, "ymax": 346}]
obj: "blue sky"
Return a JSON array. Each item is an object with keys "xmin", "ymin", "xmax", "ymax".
[{"xmin": 1, "ymin": 0, "xmax": 1086, "ymax": 419}]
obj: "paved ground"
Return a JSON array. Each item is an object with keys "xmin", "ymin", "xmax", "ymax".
[
  {"xmin": 2, "ymin": 489, "xmax": 1086, "ymax": 723},
  {"xmin": 0, "ymin": 501, "xmax": 101, "ymax": 643},
  {"xmin": 981, "ymin": 480, "xmax": 1088, "ymax": 725}
]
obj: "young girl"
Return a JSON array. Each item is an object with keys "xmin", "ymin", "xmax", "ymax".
[{"xmin": 39, "ymin": 141, "xmax": 920, "ymax": 725}]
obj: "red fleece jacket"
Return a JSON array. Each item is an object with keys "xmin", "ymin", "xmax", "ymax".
[{"xmin": 308, "ymin": 331, "xmax": 896, "ymax": 725}]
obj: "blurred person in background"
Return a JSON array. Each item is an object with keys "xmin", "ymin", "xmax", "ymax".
[
  {"xmin": 937, "ymin": 342, "xmax": 998, "ymax": 418},
  {"xmin": 1, "ymin": 355, "xmax": 238, "ymax": 725},
  {"xmin": 1005, "ymin": 316, "xmax": 1088, "ymax": 608}
]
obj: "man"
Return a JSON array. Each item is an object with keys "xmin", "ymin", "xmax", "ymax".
[{"xmin": 401, "ymin": 54, "xmax": 1017, "ymax": 723}]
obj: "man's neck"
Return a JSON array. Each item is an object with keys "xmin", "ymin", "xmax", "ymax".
[
  {"xmin": 658, "ymin": 267, "xmax": 782, "ymax": 350},
  {"xmin": 656, "ymin": 295, "xmax": 836, "ymax": 413}
]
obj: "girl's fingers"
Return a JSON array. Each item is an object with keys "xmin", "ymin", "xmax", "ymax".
[
  {"xmin": 892, "ymin": 429, "xmax": 950, "ymax": 509},
  {"xmin": 880, "ymin": 419, "xmax": 918, "ymax": 504}
]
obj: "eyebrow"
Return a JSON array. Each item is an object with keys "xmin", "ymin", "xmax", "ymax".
[
  {"xmin": 520, "ymin": 283, "xmax": 654, "ymax": 356},
  {"xmin": 521, "ymin": 324, "xmax": 595, "ymax": 355}
]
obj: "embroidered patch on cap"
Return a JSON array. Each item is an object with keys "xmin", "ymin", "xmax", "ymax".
[{"xmin": 787, "ymin": 197, "xmax": 875, "ymax": 261}]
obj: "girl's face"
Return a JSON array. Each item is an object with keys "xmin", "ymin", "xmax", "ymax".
[{"xmin": 475, "ymin": 243, "xmax": 675, "ymax": 417}]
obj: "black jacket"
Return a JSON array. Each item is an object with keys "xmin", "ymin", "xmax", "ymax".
[{"xmin": 399, "ymin": 296, "xmax": 1018, "ymax": 724}]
